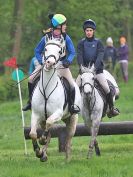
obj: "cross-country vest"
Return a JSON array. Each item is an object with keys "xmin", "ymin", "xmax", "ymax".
[
  {"xmin": 83, "ymin": 38, "xmax": 99, "ymax": 65},
  {"xmin": 45, "ymin": 33, "xmax": 66, "ymax": 59}
]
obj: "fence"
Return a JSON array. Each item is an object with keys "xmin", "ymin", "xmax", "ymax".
[{"xmin": 24, "ymin": 121, "xmax": 133, "ymax": 152}]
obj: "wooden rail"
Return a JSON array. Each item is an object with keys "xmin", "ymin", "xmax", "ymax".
[{"xmin": 24, "ymin": 121, "xmax": 133, "ymax": 152}]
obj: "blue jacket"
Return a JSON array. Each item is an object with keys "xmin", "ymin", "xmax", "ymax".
[
  {"xmin": 77, "ymin": 37, "xmax": 104, "ymax": 74},
  {"xmin": 34, "ymin": 34, "xmax": 76, "ymax": 64},
  {"xmin": 103, "ymin": 46, "xmax": 117, "ymax": 67},
  {"xmin": 29, "ymin": 56, "xmax": 39, "ymax": 75}
]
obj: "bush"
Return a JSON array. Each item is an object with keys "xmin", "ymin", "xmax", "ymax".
[{"xmin": 0, "ymin": 74, "xmax": 28, "ymax": 102}]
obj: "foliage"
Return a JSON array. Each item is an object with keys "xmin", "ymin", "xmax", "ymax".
[
  {"xmin": 0, "ymin": 0, "xmax": 133, "ymax": 67},
  {"xmin": 0, "ymin": 71, "xmax": 28, "ymax": 102}
]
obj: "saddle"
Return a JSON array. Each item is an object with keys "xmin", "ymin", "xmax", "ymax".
[
  {"xmin": 94, "ymin": 79, "xmax": 116, "ymax": 117},
  {"xmin": 60, "ymin": 77, "xmax": 72, "ymax": 112}
]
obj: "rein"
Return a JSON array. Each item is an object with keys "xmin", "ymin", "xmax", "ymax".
[
  {"xmin": 39, "ymin": 65, "xmax": 58, "ymax": 119},
  {"xmin": 81, "ymin": 76, "xmax": 96, "ymax": 116},
  {"xmin": 44, "ymin": 42, "xmax": 62, "ymax": 65}
]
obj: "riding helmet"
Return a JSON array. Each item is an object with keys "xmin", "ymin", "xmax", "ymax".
[
  {"xmin": 51, "ymin": 14, "xmax": 66, "ymax": 28},
  {"xmin": 83, "ymin": 19, "xmax": 96, "ymax": 30}
]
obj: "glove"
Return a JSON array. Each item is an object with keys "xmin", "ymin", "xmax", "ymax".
[{"xmin": 62, "ymin": 61, "xmax": 70, "ymax": 68}]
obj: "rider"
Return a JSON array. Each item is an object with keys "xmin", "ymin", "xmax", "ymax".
[
  {"xmin": 28, "ymin": 56, "xmax": 40, "ymax": 75},
  {"xmin": 23, "ymin": 14, "xmax": 80, "ymax": 114},
  {"xmin": 103, "ymin": 37, "xmax": 117, "ymax": 73},
  {"xmin": 77, "ymin": 19, "xmax": 120, "ymax": 118}
]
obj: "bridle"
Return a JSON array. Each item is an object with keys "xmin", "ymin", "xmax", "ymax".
[
  {"xmin": 81, "ymin": 71, "xmax": 96, "ymax": 115},
  {"xmin": 43, "ymin": 42, "xmax": 62, "ymax": 65},
  {"xmin": 38, "ymin": 41, "xmax": 62, "ymax": 118}
]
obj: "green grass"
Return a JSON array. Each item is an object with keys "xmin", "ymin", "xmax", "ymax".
[{"xmin": 0, "ymin": 79, "xmax": 133, "ymax": 177}]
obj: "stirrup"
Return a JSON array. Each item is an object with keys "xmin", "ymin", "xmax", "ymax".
[
  {"xmin": 70, "ymin": 104, "xmax": 80, "ymax": 114},
  {"xmin": 107, "ymin": 108, "xmax": 120, "ymax": 118}
]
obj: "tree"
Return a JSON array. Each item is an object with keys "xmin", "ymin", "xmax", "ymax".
[{"xmin": 11, "ymin": 0, "xmax": 24, "ymax": 59}]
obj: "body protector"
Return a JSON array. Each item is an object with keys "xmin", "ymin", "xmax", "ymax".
[
  {"xmin": 83, "ymin": 39, "xmax": 98, "ymax": 65},
  {"xmin": 77, "ymin": 37, "xmax": 104, "ymax": 74}
]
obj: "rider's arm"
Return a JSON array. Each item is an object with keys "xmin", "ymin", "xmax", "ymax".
[
  {"xmin": 29, "ymin": 58, "xmax": 35, "ymax": 75},
  {"xmin": 34, "ymin": 36, "xmax": 45, "ymax": 64},
  {"xmin": 65, "ymin": 35, "xmax": 76, "ymax": 63},
  {"xmin": 95, "ymin": 40, "xmax": 104, "ymax": 74}
]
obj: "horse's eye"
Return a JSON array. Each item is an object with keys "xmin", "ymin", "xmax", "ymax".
[
  {"xmin": 45, "ymin": 48, "xmax": 47, "ymax": 52},
  {"xmin": 59, "ymin": 50, "xmax": 62, "ymax": 54}
]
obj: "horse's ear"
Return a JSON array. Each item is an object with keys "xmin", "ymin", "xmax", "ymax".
[
  {"xmin": 80, "ymin": 65, "xmax": 84, "ymax": 73},
  {"xmin": 45, "ymin": 35, "xmax": 49, "ymax": 43},
  {"xmin": 60, "ymin": 38, "xmax": 63, "ymax": 44},
  {"xmin": 90, "ymin": 64, "xmax": 95, "ymax": 73}
]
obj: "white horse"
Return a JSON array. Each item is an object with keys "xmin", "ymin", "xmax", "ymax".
[
  {"xmin": 77, "ymin": 65, "xmax": 120, "ymax": 158},
  {"xmin": 29, "ymin": 39, "xmax": 81, "ymax": 162}
]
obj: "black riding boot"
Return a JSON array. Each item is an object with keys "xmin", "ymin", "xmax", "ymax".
[
  {"xmin": 69, "ymin": 87, "xmax": 80, "ymax": 114},
  {"xmin": 106, "ymin": 92, "xmax": 120, "ymax": 118},
  {"xmin": 22, "ymin": 82, "xmax": 34, "ymax": 111}
]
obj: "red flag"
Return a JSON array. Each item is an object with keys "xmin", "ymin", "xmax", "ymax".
[{"xmin": 3, "ymin": 57, "xmax": 18, "ymax": 69}]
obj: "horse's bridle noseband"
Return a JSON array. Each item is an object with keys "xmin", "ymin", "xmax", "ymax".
[
  {"xmin": 43, "ymin": 42, "xmax": 62, "ymax": 65},
  {"xmin": 81, "ymin": 72, "xmax": 96, "ymax": 115}
]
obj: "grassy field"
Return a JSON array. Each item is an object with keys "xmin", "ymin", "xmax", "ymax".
[{"xmin": 0, "ymin": 79, "xmax": 133, "ymax": 177}]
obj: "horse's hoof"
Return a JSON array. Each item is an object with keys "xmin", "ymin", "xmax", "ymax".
[
  {"xmin": 95, "ymin": 148, "xmax": 101, "ymax": 156},
  {"xmin": 40, "ymin": 154, "xmax": 48, "ymax": 162},
  {"xmin": 35, "ymin": 149, "xmax": 43, "ymax": 158}
]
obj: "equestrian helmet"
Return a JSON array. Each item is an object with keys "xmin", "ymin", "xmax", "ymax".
[
  {"xmin": 51, "ymin": 14, "xmax": 66, "ymax": 28},
  {"xmin": 83, "ymin": 19, "xmax": 96, "ymax": 30}
]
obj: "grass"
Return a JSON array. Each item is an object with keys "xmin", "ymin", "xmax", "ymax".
[{"xmin": 0, "ymin": 79, "xmax": 133, "ymax": 177}]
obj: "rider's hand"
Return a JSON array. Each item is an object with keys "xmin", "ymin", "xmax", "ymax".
[{"xmin": 62, "ymin": 61, "xmax": 70, "ymax": 68}]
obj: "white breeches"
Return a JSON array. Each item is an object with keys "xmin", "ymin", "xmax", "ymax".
[
  {"xmin": 29, "ymin": 65, "xmax": 42, "ymax": 83},
  {"xmin": 28, "ymin": 64, "xmax": 75, "ymax": 89},
  {"xmin": 57, "ymin": 66, "xmax": 75, "ymax": 87},
  {"xmin": 95, "ymin": 73, "xmax": 110, "ymax": 94}
]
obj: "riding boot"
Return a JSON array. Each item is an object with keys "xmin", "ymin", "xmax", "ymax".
[
  {"xmin": 69, "ymin": 87, "xmax": 80, "ymax": 114},
  {"xmin": 106, "ymin": 92, "xmax": 120, "ymax": 118},
  {"xmin": 22, "ymin": 82, "xmax": 34, "ymax": 111}
]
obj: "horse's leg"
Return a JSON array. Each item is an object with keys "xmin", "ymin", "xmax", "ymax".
[
  {"xmin": 36, "ymin": 120, "xmax": 51, "ymax": 162},
  {"xmin": 44, "ymin": 110, "xmax": 63, "ymax": 144},
  {"xmin": 65, "ymin": 114, "xmax": 78, "ymax": 162},
  {"xmin": 94, "ymin": 139, "xmax": 101, "ymax": 156},
  {"xmin": 32, "ymin": 139, "xmax": 43, "ymax": 158},
  {"xmin": 87, "ymin": 118, "xmax": 101, "ymax": 158},
  {"xmin": 39, "ymin": 121, "xmax": 48, "ymax": 145},
  {"xmin": 40, "ymin": 131, "xmax": 51, "ymax": 162},
  {"xmin": 30, "ymin": 111, "xmax": 38, "ymax": 139},
  {"xmin": 30, "ymin": 112, "xmax": 42, "ymax": 158}
]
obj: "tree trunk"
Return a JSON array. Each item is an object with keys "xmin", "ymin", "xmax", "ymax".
[
  {"xmin": 124, "ymin": 0, "xmax": 132, "ymax": 61},
  {"xmin": 11, "ymin": 0, "xmax": 24, "ymax": 59}
]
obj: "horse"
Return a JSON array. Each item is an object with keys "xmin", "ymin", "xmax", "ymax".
[
  {"xmin": 77, "ymin": 65, "xmax": 120, "ymax": 158},
  {"xmin": 29, "ymin": 39, "xmax": 81, "ymax": 162}
]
